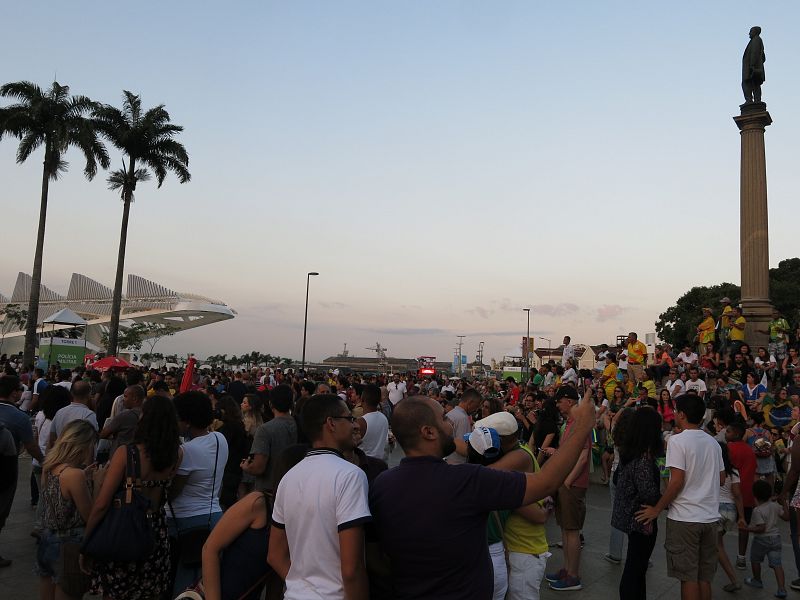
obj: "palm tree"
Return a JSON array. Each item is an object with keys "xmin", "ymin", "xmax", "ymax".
[
  {"xmin": 0, "ymin": 81, "xmax": 109, "ymax": 366},
  {"xmin": 94, "ymin": 91, "xmax": 190, "ymax": 355}
]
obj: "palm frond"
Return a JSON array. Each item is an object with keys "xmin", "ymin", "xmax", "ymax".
[
  {"xmin": 48, "ymin": 156, "xmax": 69, "ymax": 181},
  {"xmin": 122, "ymin": 91, "xmax": 142, "ymax": 125},
  {"xmin": 0, "ymin": 81, "xmax": 44, "ymax": 103},
  {"xmin": 16, "ymin": 131, "xmax": 44, "ymax": 163},
  {"xmin": 106, "ymin": 165, "xmax": 151, "ymax": 200}
]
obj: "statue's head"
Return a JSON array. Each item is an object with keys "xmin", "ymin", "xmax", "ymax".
[{"xmin": 749, "ymin": 26, "xmax": 761, "ymax": 38}]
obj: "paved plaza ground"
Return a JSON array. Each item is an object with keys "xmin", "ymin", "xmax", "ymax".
[{"xmin": 2, "ymin": 453, "xmax": 797, "ymax": 600}]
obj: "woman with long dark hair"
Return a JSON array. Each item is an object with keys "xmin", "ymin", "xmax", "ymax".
[
  {"xmin": 605, "ymin": 407, "xmax": 635, "ymax": 564},
  {"xmin": 83, "ymin": 395, "xmax": 182, "ymax": 600},
  {"xmin": 717, "ymin": 441, "xmax": 745, "ymax": 592},
  {"xmin": 611, "ymin": 408, "xmax": 663, "ymax": 600},
  {"xmin": 657, "ymin": 389, "xmax": 676, "ymax": 430},
  {"xmin": 214, "ymin": 396, "xmax": 249, "ymax": 510}
]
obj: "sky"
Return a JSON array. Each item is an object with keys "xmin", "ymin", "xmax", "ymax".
[{"xmin": 2, "ymin": 2, "xmax": 799, "ymax": 364}]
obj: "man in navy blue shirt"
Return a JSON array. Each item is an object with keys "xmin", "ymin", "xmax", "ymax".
[{"xmin": 369, "ymin": 392, "xmax": 595, "ymax": 599}]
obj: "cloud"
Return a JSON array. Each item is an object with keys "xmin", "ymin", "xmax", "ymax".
[
  {"xmin": 400, "ymin": 304, "xmax": 422, "ymax": 310},
  {"xmin": 468, "ymin": 329, "xmax": 555, "ymax": 337},
  {"xmin": 596, "ymin": 304, "xmax": 626, "ymax": 322},
  {"xmin": 319, "ymin": 301, "xmax": 347, "ymax": 309},
  {"xmin": 469, "ymin": 306, "xmax": 493, "ymax": 319},
  {"xmin": 239, "ymin": 301, "xmax": 285, "ymax": 312},
  {"xmin": 532, "ymin": 303, "xmax": 580, "ymax": 317},
  {"xmin": 365, "ymin": 327, "xmax": 451, "ymax": 336}
]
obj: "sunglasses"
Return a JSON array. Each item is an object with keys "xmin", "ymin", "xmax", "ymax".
[{"xmin": 329, "ymin": 415, "xmax": 356, "ymax": 423}]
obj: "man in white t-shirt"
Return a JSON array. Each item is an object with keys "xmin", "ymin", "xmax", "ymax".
[
  {"xmin": 441, "ymin": 379, "xmax": 456, "ymax": 395},
  {"xmin": 387, "ymin": 374, "xmax": 407, "ymax": 406},
  {"xmin": 683, "ymin": 368, "xmax": 707, "ymax": 400},
  {"xmin": 637, "ymin": 394, "xmax": 724, "ymax": 600},
  {"xmin": 562, "ymin": 336, "xmax": 575, "ymax": 367},
  {"xmin": 269, "ymin": 394, "xmax": 370, "ymax": 600},
  {"xmin": 675, "ymin": 346, "xmax": 699, "ymax": 373}
]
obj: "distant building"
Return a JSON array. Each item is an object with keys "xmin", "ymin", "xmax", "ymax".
[
  {"xmin": 531, "ymin": 343, "xmax": 623, "ymax": 372},
  {"xmin": 0, "ymin": 271, "xmax": 235, "ymax": 354},
  {"xmin": 321, "ymin": 355, "xmax": 452, "ymax": 375}
]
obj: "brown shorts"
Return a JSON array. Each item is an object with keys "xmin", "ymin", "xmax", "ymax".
[
  {"xmin": 664, "ymin": 519, "xmax": 718, "ymax": 582},
  {"xmin": 555, "ymin": 485, "xmax": 586, "ymax": 531}
]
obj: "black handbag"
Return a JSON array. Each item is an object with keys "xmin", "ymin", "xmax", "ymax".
[
  {"xmin": 171, "ymin": 433, "xmax": 220, "ymax": 567},
  {"xmin": 82, "ymin": 444, "xmax": 156, "ymax": 562}
]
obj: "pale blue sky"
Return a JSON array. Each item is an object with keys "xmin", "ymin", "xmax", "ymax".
[{"xmin": 2, "ymin": 2, "xmax": 799, "ymax": 363}]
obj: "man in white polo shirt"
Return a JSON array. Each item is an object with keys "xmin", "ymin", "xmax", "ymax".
[
  {"xmin": 269, "ymin": 394, "xmax": 370, "ymax": 600},
  {"xmin": 387, "ymin": 373, "xmax": 407, "ymax": 407}
]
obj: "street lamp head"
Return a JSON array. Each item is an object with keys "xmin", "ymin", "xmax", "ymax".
[
  {"xmin": 523, "ymin": 308, "xmax": 530, "ymax": 312},
  {"xmin": 308, "ymin": 272, "xmax": 319, "ymax": 276}
]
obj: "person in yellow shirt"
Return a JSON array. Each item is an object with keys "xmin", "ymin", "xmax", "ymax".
[
  {"xmin": 601, "ymin": 354, "xmax": 619, "ymax": 401},
  {"xmin": 720, "ymin": 297, "xmax": 734, "ymax": 356},
  {"xmin": 728, "ymin": 305, "xmax": 747, "ymax": 356},
  {"xmin": 626, "ymin": 332, "xmax": 648, "ymax": 384},
  {"xmin": 696, "ymin": 307, "xmax": 716, "ymax": 355}
]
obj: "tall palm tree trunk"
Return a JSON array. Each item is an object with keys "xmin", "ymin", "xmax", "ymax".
[
  {"xmin": 23, "ymin": 157, "xmax": 51, "ymax": 367},
  {"xmin": 106, "ymin": 159, "xmax": 136, "ymax": 355}
]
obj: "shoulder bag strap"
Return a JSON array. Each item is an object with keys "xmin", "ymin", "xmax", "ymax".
[
  {"xmin": 124, "ymin": 444, "xmax": 137, "ymax": 503},
  {"xmin": 208, "ymin": 433, "xmax": 219, "ymax": 528}
]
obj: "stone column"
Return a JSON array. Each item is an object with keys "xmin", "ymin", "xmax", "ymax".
[{"xmin": 733, "ymin": 102, "xmax": 773, "ymax": 347}]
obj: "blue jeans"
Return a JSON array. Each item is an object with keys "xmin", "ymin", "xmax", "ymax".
[{"xmin": 168, "ymin": 512, "xmax": 222, "ymax": 594}]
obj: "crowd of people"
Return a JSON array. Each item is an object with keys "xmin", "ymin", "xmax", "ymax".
[{"xmin": 0, "ymin": 308, "xmax": 799, "ymax": 600}]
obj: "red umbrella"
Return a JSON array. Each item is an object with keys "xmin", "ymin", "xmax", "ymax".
[
  {"xmin": 180, "ymin": 356, "xmax": 196, "ymax": 394},
  {"xmin": 90, "ymin": 356, "xmax": 132, "ymax": 371}
]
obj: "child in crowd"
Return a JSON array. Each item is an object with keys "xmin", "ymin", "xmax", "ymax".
[{"xmin": 741, "ymin": 479, "xmax": 789, "ymax": 598}]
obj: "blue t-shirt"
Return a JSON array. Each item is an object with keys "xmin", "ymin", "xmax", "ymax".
[
  {"xmin": 369, "ymin": 456, "xmax": 526, "ymax": 600},
  {"xmin": 0, "ymin": 402, "xmax": 33, "ymax": 452}
]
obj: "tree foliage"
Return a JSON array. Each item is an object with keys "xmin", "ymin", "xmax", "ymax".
[
  {"xmin": 95, "ymin": 91, "xmax": 190, "ymax": 355},
  {"xmin": 0, "ymin": 80, "xmax": 109, "ymax": 365},
  {"xmin": 655, "ymin": 258, "xmax": 800, "ymax": 347},
  {"xmin": 100, "ymin": 322, "xmax": 177, "ymax": 352}
]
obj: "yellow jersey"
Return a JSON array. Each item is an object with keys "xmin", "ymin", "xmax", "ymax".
[
  {"xmin": 698, "ymin": 316, "xmax": 715, "ymax": 344},
  {"xmin": 503, "ymin": 446, "xmax": 548, "ymax": 555},
  {"xmin": 721, "ymin": 305, "xmax": 733, "ymax": 329},
  {"xmin": 729, "ymin": 316, "xmax": 746, "ymax": 341},
  {"xmin": 627, "ymin": 341, "xmax": 647, "ymax": 365}
]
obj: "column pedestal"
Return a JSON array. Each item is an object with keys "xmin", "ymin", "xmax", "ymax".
[{"xmin": 733, "ymin": 102, "xmax": 773, "ymax": 348}]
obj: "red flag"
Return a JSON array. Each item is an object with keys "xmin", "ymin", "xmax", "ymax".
[{"xmin": 180, "ymin": 356, "xmax": 196, "ymax": 394}]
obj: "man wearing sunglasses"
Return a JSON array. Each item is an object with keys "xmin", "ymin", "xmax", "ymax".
[{"xmin": 268, "ymin": 394, "xmax": 370, "ymax": 600}]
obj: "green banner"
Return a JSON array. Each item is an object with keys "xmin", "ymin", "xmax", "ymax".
[{"xmin": 40, "ymin": 337, "xmax": 87, "ymax": 369}]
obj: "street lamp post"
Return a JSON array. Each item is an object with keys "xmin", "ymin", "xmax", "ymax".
[
  {"xmin": 538, "ymin": 337, "xmax": 552, "ymax": 364},
  {"xmin": 301, "ymin": 272, "xmax": 319, "ymax": 371},
  {"xmin": 523, "ymin": 308, "xmax": 531, "ymax": 382}
]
